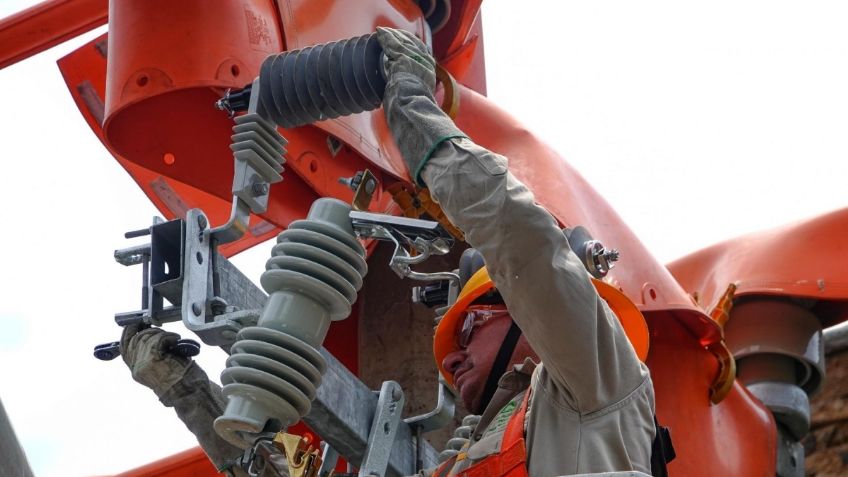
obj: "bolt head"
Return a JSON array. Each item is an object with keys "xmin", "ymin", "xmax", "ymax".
[
  {"xmin": 197, "ymin": 215, "xmax": 208, "ymax": 230},
  {"xmin": 252, "ymin": 182, "xmax": 270, "ymax": 196},
  {"xmin": 364, "ymin": 178, "xmax": 376, "ymax": 194},
  {"xmin": 191, "ymin": 302, "xmax": 203, "ymax": 316}
]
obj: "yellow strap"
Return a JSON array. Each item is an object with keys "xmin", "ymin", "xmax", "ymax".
[{"xmin": 387, "ymin": 183, "xmax": 465, "ymax": 241}]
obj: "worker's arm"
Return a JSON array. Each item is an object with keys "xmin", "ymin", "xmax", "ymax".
[
  {"xmin": 120, "ymin": 326, "xmax": 247, "ymax": 475},
  {"xmin": 423, "ymin": 142, "xmax": 646, "ymax": 410},
  {"xmin": 379, "ymin": 28, "xmax": 647, "ymax": 412}
]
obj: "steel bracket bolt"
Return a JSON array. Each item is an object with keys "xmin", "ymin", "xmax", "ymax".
[
  {"xmin": 338, "ymin": 171, "xmax": 364, "ymax": 191},
  {"xmin": 583, "ymin": 240, "xmax": 620, "ymax": 278},
  {"xmin": 603, "ymin": 249, "xmax": 620, "ymax": 264},
  {"xmin": 364, "ymin": 178, "xmax": 376, "ymax": 195},
  {"xmin": 197, "ymin": 215, "xmax": 208, "ymax": 230},
  {"xmin": 191, "ymin": 302, "xmax": 203, "ymax": 316},
  {"xmin": 252, "ymin": 182, "xmax": 270, "ymax": 197}
]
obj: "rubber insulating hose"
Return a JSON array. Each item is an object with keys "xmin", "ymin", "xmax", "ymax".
[{"xmin": 258, "ymin": 33, "xmax": 386, "ymax": 129}]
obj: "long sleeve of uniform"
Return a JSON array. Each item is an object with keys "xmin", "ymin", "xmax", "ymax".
[
  {"xmin": 380, "ymin": 37, "xmax": 653, "ymax": 471},
  {"xmin": 158, "ymin": 362, "xmax": 247, "ymax": 474},
  {"xmin": 420, "ymin": 139, "xmax": 647, "ymax": 412}
]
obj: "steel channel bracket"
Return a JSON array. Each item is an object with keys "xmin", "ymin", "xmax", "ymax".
[{"xmin": 359, "ymin": 381, "xmax": 405, "ymax": 477}]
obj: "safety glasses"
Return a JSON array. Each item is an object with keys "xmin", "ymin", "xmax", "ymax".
[{"xmin": 458, "ymin": 306, "xmax": 510, "ymax": 347}]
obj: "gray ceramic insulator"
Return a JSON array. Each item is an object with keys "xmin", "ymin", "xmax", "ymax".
[{"xmin": 215, "ymin": 198, "xmax": 368, "ymax": 449}]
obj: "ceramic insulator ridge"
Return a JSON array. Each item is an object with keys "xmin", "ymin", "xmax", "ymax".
[
  {"xmin": 258, "ymin": 32, "xmax": 386, "ymax": 129},
  {"xmin": 214, "ymin": 198, "xmax": 368, "ymax": 449},
  {"xmin": 231, "ymin": 113, "xmax": 287, "ymax": 184}
]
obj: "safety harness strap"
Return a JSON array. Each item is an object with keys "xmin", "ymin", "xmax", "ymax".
[
  {"xmin": 650, "ymin": 415, "xmax": 676, "ymax": 476},
  {"xmin": 479, "ymin": 321, "xmax": 522, "ymax": 413}
]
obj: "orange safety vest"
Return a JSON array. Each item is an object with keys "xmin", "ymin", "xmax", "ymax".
[{"xmin": 433, "ymin": 391, "xmax": 531, "ymax": 477}]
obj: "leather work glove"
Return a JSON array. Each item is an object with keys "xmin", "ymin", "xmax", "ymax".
[
  {"xmin": 376, "ymin": 27, "xmax": 466, "ymax": 186},
  {"xmin": 377, "ymin": 26, "xmax": 436, "ymax": 91},
  {"xmin": 120, "ymin": 325, "xmax": 246, "ymax": 474},
  {"xmin": 121, "ymin": 324, "xmax": 191, "ymax": 399}
]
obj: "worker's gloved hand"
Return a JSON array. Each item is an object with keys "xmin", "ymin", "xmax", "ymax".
[
  {"xmin": 121, "ymin": 324, "xmax": 246, "ymax": 472},
  {"xmin": 376, "ymin": 27, "xmax": 466, "ymax": 186},
  {"xmin": 121, "ymin": 324, "xmax": 192, "ymax": 400},
  {"xmin": 377, "ymin": 27, "xmax": 436, "ymax": 91}
]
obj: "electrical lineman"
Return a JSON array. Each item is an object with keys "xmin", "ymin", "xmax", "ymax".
[{"xmin": 374, "ymin": 27, "xmax": 662, "ymax": 476}]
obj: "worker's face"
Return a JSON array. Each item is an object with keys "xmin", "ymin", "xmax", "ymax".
[{"xmin": 442, "ymin": 309, "xmax": 535, "ymax": 414}]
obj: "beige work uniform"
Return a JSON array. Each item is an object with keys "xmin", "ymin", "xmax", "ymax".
[{"xmin": 419, "ymin": 138, "xmax": 656, "ymax": 476}]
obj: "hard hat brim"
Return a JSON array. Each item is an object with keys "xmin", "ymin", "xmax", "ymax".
[{"xmin": 433, "ymin": 268, "xmax": 650, "ymax": 386}]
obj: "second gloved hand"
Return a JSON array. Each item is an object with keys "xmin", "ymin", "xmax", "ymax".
[
  {"xmin": 376, "ymin": 27, "xmax": 466, "ymax": 186},
  {"xmin": 121, "ymin": 324, "xmax": 192, "ymax": 400},
  {"xmin": 120, "ymin": 324, "xmax": 247, "ymax": 473}
]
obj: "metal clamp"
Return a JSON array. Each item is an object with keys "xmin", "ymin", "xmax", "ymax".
[
  {"xmin": 339, "ymin": 169, "xmax": 379, "ymax": 211},
  {"xmin": 237, "ymin": 431, "xmax": 321, "ymax": 477},
  {"xmin": 111, "ymin": 217, "xmax": 184, "ymax": 328},
  {"xmin": 181, "ymin": 209, "xmax": 260, "ymax": 346},
  {"xmin": 105, "ymin": 209, "xmax": 262, "ymax": 354},
  {"xmin": 212, "ymin": 76, "xmax": 287, "ymax": 244},
  {"xmin": 350, "ymin": 211, "xmax": 459, "ymax": 286}
]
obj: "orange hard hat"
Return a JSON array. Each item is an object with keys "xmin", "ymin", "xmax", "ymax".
[{"xmin": 433, "ymin": 267, "xmax": 650, "ymax": 386}]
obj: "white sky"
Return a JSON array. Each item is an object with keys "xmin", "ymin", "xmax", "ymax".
[{"xmin": 1, "ymin": 1, "xmax": 847, "ymax": 476}]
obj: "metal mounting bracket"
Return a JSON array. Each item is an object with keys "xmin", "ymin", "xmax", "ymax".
[
  {"xmin": 110, "ymin": 209, "xmax": 262, "ymax": 348},
  {"xmin": 112, "ymin": 217, "xmax": 184, "ymax": 328},
  {"xmin": 182, "ymin": 208, "xmax": 259, "ymax": 346},
  {"xmin": 359, "ymin": 381, "xmax": 405, "ymax": 477},
  {"xmin": 404, "ymin": 377, "xmax": 456, "ymax": 434}
]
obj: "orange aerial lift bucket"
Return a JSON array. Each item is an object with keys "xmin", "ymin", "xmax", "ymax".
[{"xmin": 102, "ymin": 0, "xmax": 282, "ymax": 194}]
